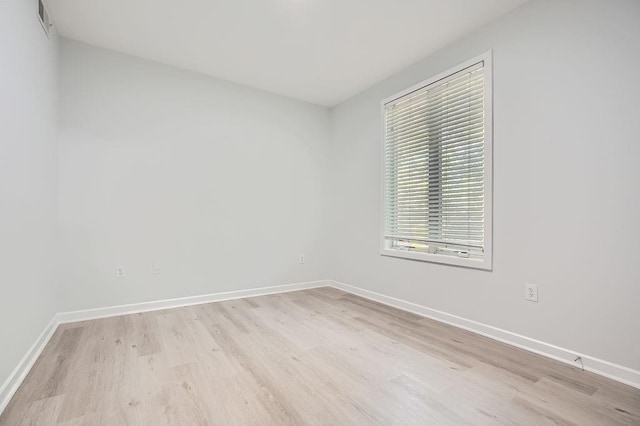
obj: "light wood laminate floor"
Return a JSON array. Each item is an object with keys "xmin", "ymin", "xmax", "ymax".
[{"xmin": 1, "ymin": 287, "xmax": 638, "ymax": 425}]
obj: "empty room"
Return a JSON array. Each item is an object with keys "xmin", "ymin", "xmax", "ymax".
[{"xmin": 1, "ymin": 0, "xmax": 639, "ymax": 424}]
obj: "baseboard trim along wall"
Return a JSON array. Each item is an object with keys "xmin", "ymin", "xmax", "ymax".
[
  {"xmin": 0, "ymin": 316, "xmax": 59, "ymax": 414},
  {"xmin": 328, "ymin": 280, "xmax": 640, "ymax": 390},
  {"xmin": 56, "ymin": 280, "xmax": 329, "ymax": 324},
  {"xmin": 2, "ymin": 278, "xmax": 638, "ymax": 415}
]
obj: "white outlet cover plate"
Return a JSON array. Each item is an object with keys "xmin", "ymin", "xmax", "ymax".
[
  {"xmin": 116, "ymin": 266, "xmax": 125, "ymax": 278},
  {"xmin": 525, "ymin": 283, "xmax": 538, "ymax": 302}
]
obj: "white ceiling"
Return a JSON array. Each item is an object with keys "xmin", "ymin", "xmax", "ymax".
[{"xmin": 47, "ymin": 0, "xmax": 527, "ymax": 106}]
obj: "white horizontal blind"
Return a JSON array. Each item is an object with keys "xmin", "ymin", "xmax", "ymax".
[{"xmin": 384, "ymin": 61, "xmax": 486, "ymax": 260}]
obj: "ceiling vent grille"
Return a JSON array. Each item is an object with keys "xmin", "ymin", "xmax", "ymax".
[{"xmin": 38, "ymin": 0, "xmax": 51, "ymax": 36}]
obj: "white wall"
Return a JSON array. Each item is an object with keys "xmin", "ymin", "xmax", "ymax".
[
  {"xmin": 0, "ymin": 0, "xmax": 59, "ymax": 386},
  {"xmin": 329, "ymin": 0, "xmax": 640, "ymax": 371},
  {"xmin": 57, "ymin": 39, "xmax": 331, "ymax": 311}
]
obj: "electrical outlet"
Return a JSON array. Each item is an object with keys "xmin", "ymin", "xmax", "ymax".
[
  {"xmin": 116, "ymin": 266, "xmax": 125, "ymax": 278},
  {"xmin": 299, "ymin": 254, "xmax": 305, "ymax": 264},
  {"xmin": 152, "ymin": 263, "xmax": 161, "ymax": 275},
  {"xmin": 525, "ymin": 283, "xmax": 538, "ymax": 302}
]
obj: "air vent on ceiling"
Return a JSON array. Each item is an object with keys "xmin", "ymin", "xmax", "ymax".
[{"xmin": 38, "ymin": 0, "xmax": 52, "ymax": 36}]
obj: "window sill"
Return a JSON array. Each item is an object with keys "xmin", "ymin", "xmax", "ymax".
[{"xmin": 380, "ymin": 248, "xmax": 492, "ymax": 271}]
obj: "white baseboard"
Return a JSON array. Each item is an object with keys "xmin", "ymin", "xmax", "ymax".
[
  {"xmin": 56, "ymin": 280, "xmax": 329, "ymax": 324},
  {"xmin": 0, "ymin": 316, "xmax": 59, "ymax": 414},
  {"xmin": 328, "ymin": 280, "xmax": 640, "ymax": 390}
]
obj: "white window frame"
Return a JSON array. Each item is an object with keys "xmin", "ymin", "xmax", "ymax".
[{"xmin": 380, "ymin": 51, "xmax": 493, "ymax": 270}]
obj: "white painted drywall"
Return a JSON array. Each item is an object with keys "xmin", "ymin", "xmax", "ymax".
[
  {"xmin": 57, "ymin": 39, "xmax": 331, "ymax": 311},
  {"xmin": 47, "ymin": 0, "xmax": 527, "ymax": 107},
  {"xmin": 0, "ymin": 0, "xmax": 59, "ymax": 386},
  {"xmin": 328, "ymin": 0, "xmax": 640, "ymax": 371}
]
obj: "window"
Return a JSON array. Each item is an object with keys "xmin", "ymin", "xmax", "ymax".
[{"xmin": 381, "ymin": 52, "xmax": 492, "ymax": 270}]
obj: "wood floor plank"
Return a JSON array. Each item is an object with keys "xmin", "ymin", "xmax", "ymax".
[{"xmin": 1, "ymin": 288, "xmax": 638, "ymax": 425}]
